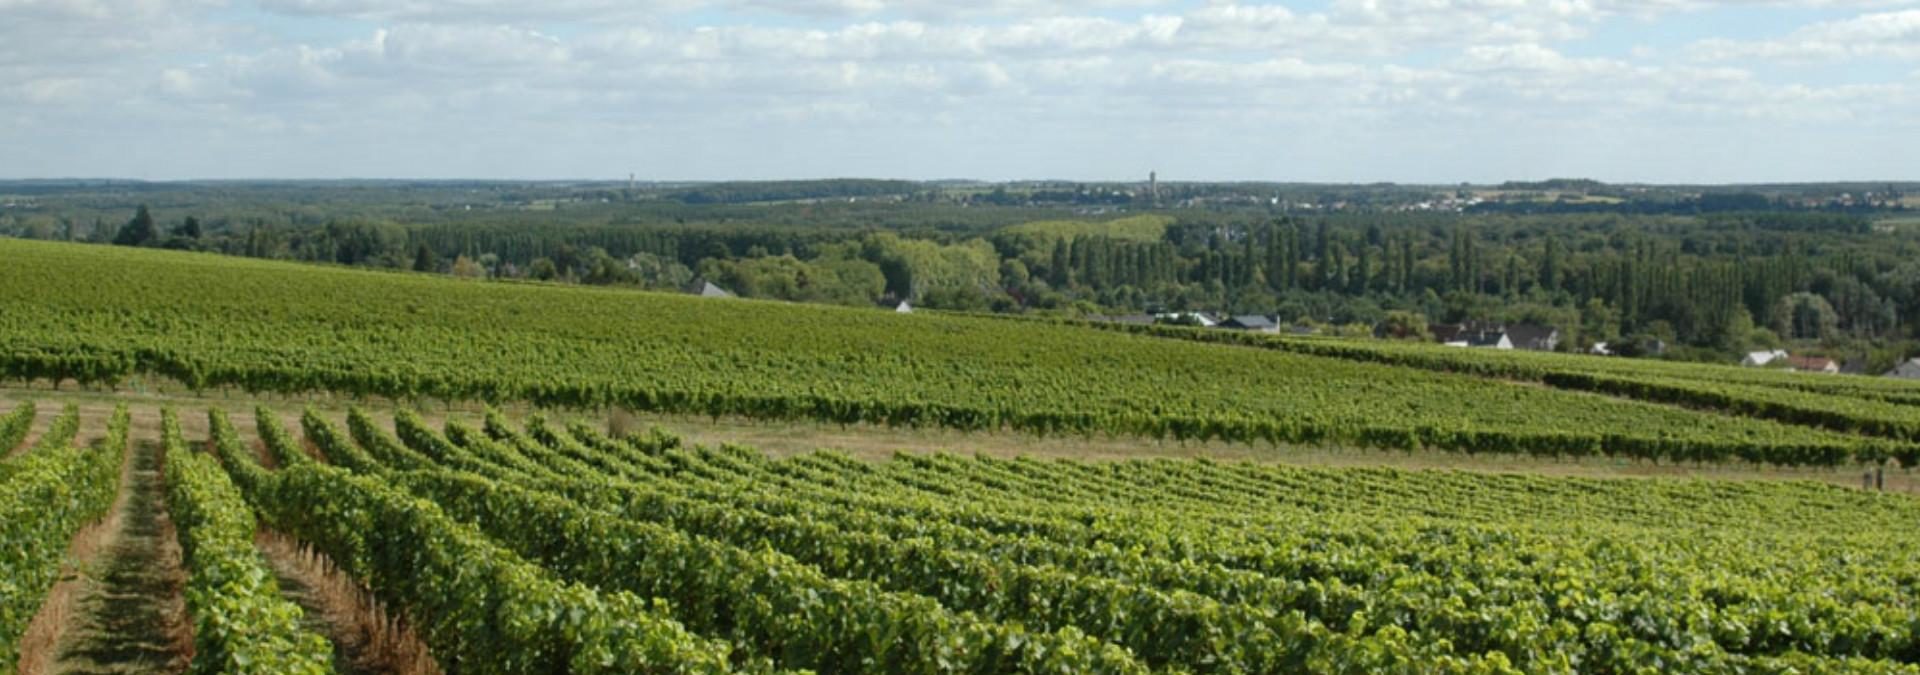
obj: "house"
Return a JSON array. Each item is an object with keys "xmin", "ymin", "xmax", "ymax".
[
  {"xmin": 1433, "ymin": 321, "xmax": 1513, "ymax": 349},
  {"xmin": 894, "ymin": 300, "xmax": 913, "ymax": 314},
  {"xmin": 1887, "ymin": 358, "xmax": 1920, "ymax": 380},
  {"xmin": 1839, "ymin": 357, "xmax": 1870, "ymax": 376},
  {"xmin": 686, "ymin": 280, "xmax": 735, "ymax": 299},
  {"xmin": 1590, "ymin": 342, "xmax": 1613, "ymax": 356},
  {"xmin": 1742, "ymin": 350, "xmax": 1789, "ymax": 367},
  {"xmin": 1785, "ymin": 355, "xmax": 1839, "ymax": 374},
  {"xmin": 1441, "ymin": 329, "xmax": 1512, "ymax": 349},
  {"xmin": 1504, "ymin": 324, "xmax": 1561, "ymax": 352},
  {"xmin": 1220, "ymin": 315, "xmax": 1279, "ymax": 333},
  {"xmin": 1462, "ymin": 330, "xmax": 1513, "ymax": 349}
]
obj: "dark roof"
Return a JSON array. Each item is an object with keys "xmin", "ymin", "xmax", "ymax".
[
  {"xmin": 1463, "ymin": 330, "xmax": 1508, "ymax": 347},
  {"xmin": 1221, "ymin": 315, "xmax": 1277, "ymax": 330},
  {"xmin": 1504, "ymin": 324, "xmax": 1559, "ymax": 349},
  {"xmin": 1888, "ymin": 359, "xmax": 1920, "ymax": 378},
  {"xmin": 1432, "ymin": 321, "xmax": 1504, "ymax": 342}
]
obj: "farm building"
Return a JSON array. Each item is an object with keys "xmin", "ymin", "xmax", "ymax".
[
  {"xmin": 1436, "ymin": 322, "xmax": 1505, "ymax": 349},
  {"xmin": 1888, "ymin": 358, "xmax": 1920, "ymax": 380},
  {"xmin": 1461, "ymin": 331, "xmax": 1513, "ymax": 349},
  {"xmin": 1220, "ymin": 315, "xmax": 1279, "ymax": 333},
  {"xmin": 1505, "ymin": 324, "xmax": 1561, "ymax": 352},
  {"xmin": 1432, "ymin": 321, "xmax": 1526, "ymax": 350},
  {"xmin": 1742, "ymin": 350, "xmax": 1790, "ymax": 367}
]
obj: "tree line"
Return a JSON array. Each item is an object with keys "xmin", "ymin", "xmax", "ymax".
[{"xmin": 26, "ymin": 201, "xmax": 1920, "ymax": 365}]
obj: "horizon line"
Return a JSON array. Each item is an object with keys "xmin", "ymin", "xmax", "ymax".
[{"xmin": 3, "ymin": 176, "xmax": 1918, "ymax": 188}]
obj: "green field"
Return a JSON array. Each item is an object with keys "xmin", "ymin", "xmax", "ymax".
[
  {"xmin": 0, "ymin": 239, "xmax": 1903, "ymax": 466},
  {"xmin": 1088, "ymin": 322, "xmax": 1920, "ymax": 444}
]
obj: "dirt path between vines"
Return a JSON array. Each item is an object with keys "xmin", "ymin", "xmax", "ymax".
[
  {"xmin": 13, "ymin": 433, "xmax": 130, "ymax": 675},
  {"xmin": 41, "ymin": 440, "xmax": 193, "ymax": 675},
  {"xmin": 256, "ymin": 531, "xmax": 442, "ymax": 675}
]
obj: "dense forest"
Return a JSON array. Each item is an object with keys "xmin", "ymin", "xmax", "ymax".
[{"xmin": 4, "ymin": 179, "xmax": 1917, "ymax": 369}]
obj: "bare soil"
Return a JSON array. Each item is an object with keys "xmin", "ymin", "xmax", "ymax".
[
  {"xmin": 255, "ymin": 531, "xmax": 442, "ymax": 675},
  {"xmin": 42, "ymin": 440, "xmax": 194, "ymax": 675},
  {"xmin": 14, "ymin": 435, "xmax": 132, "ymax": 675}
]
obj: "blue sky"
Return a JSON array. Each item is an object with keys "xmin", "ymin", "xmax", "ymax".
[{"xmin": 3, "ymin": 0, "xmax": 1918, "ymax": 183}]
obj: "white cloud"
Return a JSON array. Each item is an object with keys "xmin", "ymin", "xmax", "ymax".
[
  {"xmin": 252, "ymin": 0, "xmax": 1174, "ymax": 22},
  {"xmin": 1, "ymin": 0, "xmax": 1918, "ymax": 180},
  {"xmin": 1691, "ymin": 9, "xmax": 1920, "ymax": 61}
]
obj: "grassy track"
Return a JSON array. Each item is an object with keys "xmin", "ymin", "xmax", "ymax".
[{"xmin": 47, "ymin": 441, "xmax": 191, "ymax": 675}]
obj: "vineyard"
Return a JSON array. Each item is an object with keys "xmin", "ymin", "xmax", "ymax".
[
  {"xmin": 2, "ymin": 239, "xmax": 1917, "ymax": 468},
  {"xmin": 1087, "ymin": 321, "xmax": 1920, "ymax": 445},
  {"xmin": 6, "ymin": 238, "xmax": 1920, "ymax": 671},
  {"xmin": 4, "ymin": 400, "xmax": 1920, "ymax": 673}
]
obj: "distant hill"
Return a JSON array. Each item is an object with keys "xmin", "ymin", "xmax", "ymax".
[
  {"xmin": 664, "ymin": 179, "xmax": 923, "ymax": 204},
  {"xmin": 1497, "ymin": 178, "xmax": 1606, "ymax": 191}
]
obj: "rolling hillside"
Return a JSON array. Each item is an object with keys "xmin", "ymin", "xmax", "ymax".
[{"xmin": 0, "ymin": 239, "xmax": 1909, "ymax": 466}]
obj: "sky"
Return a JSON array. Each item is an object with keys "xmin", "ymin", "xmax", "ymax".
[{"xmin": 2, "ymin": 0, "xmax": 1917, "ymax": 183}]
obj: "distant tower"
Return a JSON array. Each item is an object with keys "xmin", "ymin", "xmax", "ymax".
[
  {"xmin": 1148, "ymin": 171, "xmax": 1158, "ymax": 207},
  {"xmin": 628, "ymin": 173, "xmax": 636, "ymax": 191}
]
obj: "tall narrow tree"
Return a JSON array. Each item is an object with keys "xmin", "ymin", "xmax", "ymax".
[{"xmin": 113, "ymin": 205, "xmax": 157, "ymax": 247}]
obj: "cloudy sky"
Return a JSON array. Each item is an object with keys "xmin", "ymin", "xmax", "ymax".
[{"xmin": 3, "ymin": 0, "xmax": 1916, "ymax": 183}]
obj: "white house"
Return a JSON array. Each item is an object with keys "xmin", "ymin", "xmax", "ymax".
[
  {"xmin": 1742, "ymin": 350, "xmax": 1789, "ymax": 367},
  {"xmin": 1443, "ymin": 331, "xmax": 1512, "ymax": 349},
  {"xmin": 1504, "ymin": 324, "xmax": 1560, "ymax": 352},
  {"xmin": 894, "ymin": 300, "xmax": 913, "ymax": 314},
  {"xmin": 1432, "ymin": 322, "xmax": 1514, "ymax": 350},
  {"xmin": 1470, "ymin": 332, "xmax": 1514, "ymax": 350}
]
